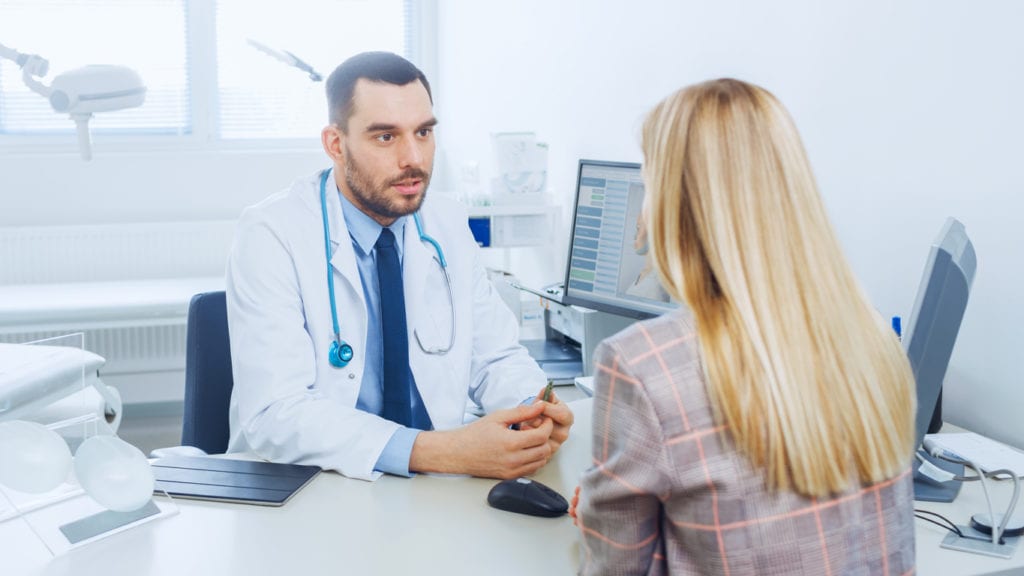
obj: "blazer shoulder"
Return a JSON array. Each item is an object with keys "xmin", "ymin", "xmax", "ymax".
[{"xmin": 603, "ymin": 307, "xmax": 697, "ymax": 353}]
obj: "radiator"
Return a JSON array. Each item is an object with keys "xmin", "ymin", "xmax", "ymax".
[
  {"xmin": 0, "ymin": 220, "xmax": 235, "ymax": 284},
  {"xmin": 0, "ymin": 325, "xmax": 187, "ymax": 374}
]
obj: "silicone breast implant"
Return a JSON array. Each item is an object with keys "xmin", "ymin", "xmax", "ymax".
[
  {"xmin": 0, "ymin": 420, "xmax": 73, "ymax": 493},
  {"xmin": 74, "ymin": 435, "xmax": 154, "ymax": 512}
]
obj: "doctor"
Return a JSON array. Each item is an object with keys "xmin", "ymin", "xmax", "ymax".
[{"xmin": 225, "ymin": 52, "xmax": 572, "ymax": 481}]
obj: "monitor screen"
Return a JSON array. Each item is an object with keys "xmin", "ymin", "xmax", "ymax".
[{"xmin": 561, "ymin": 160, "xmax": 678, "ymax": 319}]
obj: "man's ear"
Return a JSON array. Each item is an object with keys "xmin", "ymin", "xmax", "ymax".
[{"xmin": 321, "ymin": 125, "xmax": 346, "ymax": 163}]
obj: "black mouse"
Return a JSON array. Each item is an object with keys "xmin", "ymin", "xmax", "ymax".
[{"xmin": 487, "ymin": 477, "xmax": 568, "ymax": 518}]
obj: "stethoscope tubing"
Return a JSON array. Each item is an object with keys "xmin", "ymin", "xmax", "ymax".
[{"xmin": 320, "ymin": 168, "xmax": 455, "ymax": 362}]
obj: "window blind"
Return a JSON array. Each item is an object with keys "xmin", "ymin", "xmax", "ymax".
[
  {"xmin": 0, "ymin": 0, "xmax": 430, "ymax": 143},
  {"xmin": 0, "ymin": 0, "xmax": 190, "ymax": 135},
  {"xmin": 215, "ymin": 0, "xmax": 411, "ymax": 140}
]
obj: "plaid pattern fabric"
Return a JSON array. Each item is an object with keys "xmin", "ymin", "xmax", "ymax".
[{"xmin": 576, "ymin": 309, "xmax": 915, "ymax": 576}]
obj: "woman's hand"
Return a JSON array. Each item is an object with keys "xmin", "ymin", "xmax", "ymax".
[{"xmin": 569, "ymin": 485, "xmax": 581, "ymax": 526}]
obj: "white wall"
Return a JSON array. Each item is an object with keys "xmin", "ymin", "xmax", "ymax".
[
  {"xmin": 2, "ymin": 0, "xmax": 1021, "ymax": 445},
  {"xmin": 435, "ymin": 0, "xmax": 1024, "ymax": 446},
  {"xmin": 0, "ymin": 147, "xmax": 324, "ymax": 227}
]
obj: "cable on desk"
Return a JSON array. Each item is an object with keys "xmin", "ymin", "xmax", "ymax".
[
  {"xmin": 913, "ymin": 510, "xmax": 1007, "ymax": 544},
  {"xmin": 922, "ymin": 449, "xmax": 1022, "ymax": 546},
  {"xmin": 913, "ymin": 509, "xmax": 963, "ymax": 537}
]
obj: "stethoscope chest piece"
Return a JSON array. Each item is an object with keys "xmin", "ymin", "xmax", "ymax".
[{"xmin": 329, "ymin": 340, "xmax": 354, "ymax": 368}]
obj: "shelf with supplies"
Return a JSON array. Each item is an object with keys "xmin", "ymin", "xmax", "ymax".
[{"xmin": 465, "ymin": 203, "xmax": 561, "ymax": 248}]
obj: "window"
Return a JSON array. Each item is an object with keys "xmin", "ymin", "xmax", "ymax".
[
  {"xmin": 0, "ymin": 0, "xmax": 190, "ymax": 135},
  {"xmin": 216, "ymin": 0, "xmax": 408, "ymax": 140},
  {"xmin": 0, "ymin": 0, "xmax": 433, "ymax": 145}
]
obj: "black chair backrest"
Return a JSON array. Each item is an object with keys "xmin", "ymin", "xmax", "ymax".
[{"xmin": 182, "ymin": 291, "xmax": 234, "ymax": 454}]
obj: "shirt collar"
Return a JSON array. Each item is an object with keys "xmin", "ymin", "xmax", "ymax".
[{"xmin": 336, "ymin": 181, "xmax": 407, "ymax": 257}]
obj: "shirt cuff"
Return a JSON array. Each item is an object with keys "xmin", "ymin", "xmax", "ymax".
[
  {"xmin": 373, "ymin": 427, "xmax": 422, "ymax": 477},
  {"xmin": 510, "ymin": 396, "xmax": 537, "ymax": 430}
]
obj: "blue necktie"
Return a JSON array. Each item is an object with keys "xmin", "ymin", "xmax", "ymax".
[{"xmin": 376, "ymin": 228, "xmax": 432, "ymax": 430}]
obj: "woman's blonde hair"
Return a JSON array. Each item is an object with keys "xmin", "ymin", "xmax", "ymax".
[{"xmin": 642, "ymin": 79, "xmax": 915, "ymax": 497}]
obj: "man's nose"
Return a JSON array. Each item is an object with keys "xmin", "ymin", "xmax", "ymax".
[{"xmin": 397, "ymin": 136, "xmax": 426, "ymax": 169}]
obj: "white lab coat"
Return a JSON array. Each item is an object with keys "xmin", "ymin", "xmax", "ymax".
[{"xmin": 225, "ymin": 171, "xmax": 545, "ymax": 480}]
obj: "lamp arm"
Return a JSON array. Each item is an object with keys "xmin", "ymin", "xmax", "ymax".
[
  {"xmin": 22, "ymin": 67, "xmax": 52, "ymax": 98},
  {"xmin": 0, "ymin": 41, "xmax": 22, "ymax": 63},
  {"xmin": 0, "ymin": 41, "xmax": 52, "ymax": 98}
]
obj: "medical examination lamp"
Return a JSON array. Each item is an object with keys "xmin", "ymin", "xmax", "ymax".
[{"xmin": 0, "ymin": 42, "xmax": 146, "ymax": 160}]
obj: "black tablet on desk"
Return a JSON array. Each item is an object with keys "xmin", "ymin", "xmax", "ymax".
[{"xmin": 152, "ymin": 456, "xmax": 321, "ymax": 507}]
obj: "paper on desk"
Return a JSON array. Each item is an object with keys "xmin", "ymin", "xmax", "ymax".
[{"xmin": 925, "ymin": 432, "xmax": 1024, "ymax": 477}]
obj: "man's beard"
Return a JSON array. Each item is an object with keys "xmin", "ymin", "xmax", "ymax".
[{"xmin": 344, "ymin": 147, "xmax": 430, "ymax": 221}]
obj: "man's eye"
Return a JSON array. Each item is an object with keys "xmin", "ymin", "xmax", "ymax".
[
  {"xmin": 417, "ymin": 128, "xmax": 433, "ymax": 137},
  {"xmin": 376, "ymin": 134, "xmax": 393, "ymax": 142}
]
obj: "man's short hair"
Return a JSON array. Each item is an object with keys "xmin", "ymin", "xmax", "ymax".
[{"xmin": 325, "ymin": 51, "xmax": 432, "ymax": 131}]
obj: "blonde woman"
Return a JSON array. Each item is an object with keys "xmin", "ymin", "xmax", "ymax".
[{"xmin": 572, "ymin": 79, "xmax": 916, "ymax": 575}]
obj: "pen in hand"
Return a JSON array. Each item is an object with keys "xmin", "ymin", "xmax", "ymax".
[
  {"xmin": 511, "ymin": 381, "xmax": 556, "ymax": 431},
  {"xmin": 542, "ymin": 380, "xmax": 554, "ymax": 402}
]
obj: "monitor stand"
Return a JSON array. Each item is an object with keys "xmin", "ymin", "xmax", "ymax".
[{"xmin": 913, "ymin": 450, "xmax": 964, "ymax": 502}]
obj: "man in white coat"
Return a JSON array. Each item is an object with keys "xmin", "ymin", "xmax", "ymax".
[{"xmin": 225, "ymin": 52, "xmax": 573, "ymax": 481}]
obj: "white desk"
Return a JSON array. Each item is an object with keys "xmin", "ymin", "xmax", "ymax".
[
  {"xmin": 6, "ymin": 402, "xmax": 594, "ymax": 576},
  {"xmin": 915, "ymin": 482, "xmax": 1024, "ymax": 576},
  {"xmin": 913, "ymin": 425, "xmax": 1024, "ymax": 576},
  {"xmin": 6, "ymin": 401, "xmax": 1024, "ymax": 575}
]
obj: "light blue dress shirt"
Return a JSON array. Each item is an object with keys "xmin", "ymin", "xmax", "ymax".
[{"xmin": 337, "ymin": 188, "xmax": 425, "ymax": 477}]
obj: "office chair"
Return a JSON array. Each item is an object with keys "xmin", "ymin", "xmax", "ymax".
[{"xmin": 182, "ymin": 290, "xmax": 234, "ymax": 454}]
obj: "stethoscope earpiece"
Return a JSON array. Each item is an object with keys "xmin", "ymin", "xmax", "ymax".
[{"xmin": 329, "ymin": 340, "xmax": 354, "ymax": 368}]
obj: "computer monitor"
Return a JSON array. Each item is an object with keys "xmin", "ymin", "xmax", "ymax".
[
  {"xmin": 561, "ymin": 160, "xmax": 678, "ymax": 319},
  {"xmin": 906, "ymin": 217, "xmax": 976, "ymax": 502}
]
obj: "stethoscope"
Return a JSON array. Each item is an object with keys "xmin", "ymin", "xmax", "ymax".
[{"xmin": 319, "ymin": 169, "xmax": 456, "ymax": 368}]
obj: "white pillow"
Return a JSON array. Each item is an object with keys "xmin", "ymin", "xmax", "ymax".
[{"xmin": 0, "ymin": 343, "xmax": 106, "ymax": 422}]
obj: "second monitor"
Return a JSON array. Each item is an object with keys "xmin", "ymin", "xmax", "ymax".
[{"xmin": 561, "ymin": 159, "xmax": 678, "ymax": 319}]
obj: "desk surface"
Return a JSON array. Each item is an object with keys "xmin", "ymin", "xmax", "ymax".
[
  {"xmin": 7, "ymin": 402, "xmax": 594, "ymax": 576},
  {"xmin": 6, "ymin": 401, "xmax": 1024, "ymax": 576}
]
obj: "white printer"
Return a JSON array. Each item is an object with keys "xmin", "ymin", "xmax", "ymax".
[{"xmin": 519, "ymin": 284, "xmax": 635, "ymax": 382}]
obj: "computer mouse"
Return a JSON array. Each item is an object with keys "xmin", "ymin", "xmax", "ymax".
[{"xmin": 487, "ymin": 477, "xmax": 569, "ymax": 518}]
